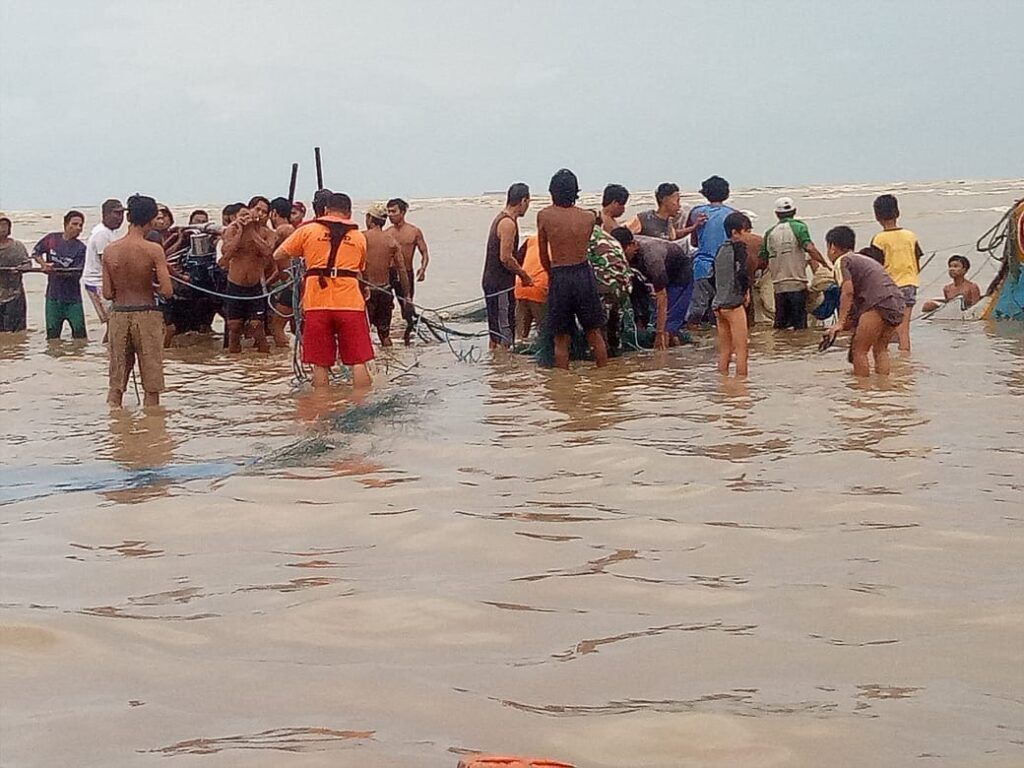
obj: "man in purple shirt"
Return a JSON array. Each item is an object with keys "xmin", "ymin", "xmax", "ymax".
[{"xmin": 33, "ymin": 210, "xmax": 88, "ymax": 340}]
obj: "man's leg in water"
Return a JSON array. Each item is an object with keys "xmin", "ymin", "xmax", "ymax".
[
  {"xmin": 311, "ymin": 365, "xmax": 331, "ymax": 388},
  {"xmin": 586, "ymin": 328, "xmax": 608, "ymax": 367},
  {"xmin": 872, "ymin": 318, "xmax": 897, "ymax": 375},
  {"xmin": 851, "ymin": 309, "xmax": 885, "ymax": 376},
  {"xmin": 247, "ymin": 318, "xmax": 270, "ymax": 353},
  {"xmin": 227, "ymin": 319, "xmax": 244, "ymax": 353},
  {"xmin": 553, "ymin": 334, "xmax": 571, "ymax": 369},
  {"xmin": 271, "ymin": 305, "xmax": 291, "ymax": 346},
  {"xmin": 351, "ymin": 364, "xmax": 372, "ymax": 388},
  {"xmin": 714, "ymin": 309, "xmax": 734, "ymax": 374},
  {"xmin": 896, "ymin": 306, "xmax": 912, "ymax": 352},
  {"xmin": 728, "ymin": 306, "xmax": 749, "ymax": 377}
]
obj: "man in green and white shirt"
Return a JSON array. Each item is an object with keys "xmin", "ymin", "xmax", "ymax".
[{"xmin": 759, "ymin": 196, "xmax": 827, "ymax": 330}]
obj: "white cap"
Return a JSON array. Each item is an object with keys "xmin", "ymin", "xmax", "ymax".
[{"xmin": 774, "ymin": 196, "xmax": 796, "ymax": 214}]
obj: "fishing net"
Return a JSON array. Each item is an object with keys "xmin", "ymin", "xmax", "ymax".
[
  {"xmin": 517, "ymin": 301, "xmax": 659, "ymax": 367},
  {"xmin": 254, "ymin": 392, "xmax": 416, "ymax": 468}
]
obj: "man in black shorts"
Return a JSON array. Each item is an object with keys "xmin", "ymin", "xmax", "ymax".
[
  {"xmin": 537, "ymin": 169, "xmax": 608, "ymax": 369},
  {"xmin": 218, "ymin": 203, "xmax": 276, "ymax": 353}
]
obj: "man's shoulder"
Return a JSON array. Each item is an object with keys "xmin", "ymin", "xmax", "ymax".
[
  {"xmin": 789, "ymin": 218, "xmax": 811, "ymax": 236},
  {"xmin": 7, "ymin": 239, "xmax": 29, "ymax": 257}
]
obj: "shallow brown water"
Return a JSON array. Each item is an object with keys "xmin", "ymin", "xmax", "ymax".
[{"xmin": 2, "ymin": 180, "xmax": 1023, "ymax": 767}]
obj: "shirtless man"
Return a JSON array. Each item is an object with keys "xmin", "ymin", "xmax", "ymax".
[
  {"xmin": 386, "ymin": 197, "xmax": 429, "ymax": 344},
  {"xmin": 600, "ymin": 184, "xmax": 630, "ymax": 233},
  {"xmin": 922, "ymin": 255, "xmax": 983, "ymax": 313},
  {"xmin": 218, "ymin": 202, "xmax": 276, "ymax": 352},
  {"xmin": 267, "ymin": 196, "xmax": 296, "ymax": 347},
  {"xmin": 537, "ymin": 168, "xmax": 608, "ymax": 369},
  {"xmin": 363, "ymin": 202, "xmax": 408, "ymax": 346},
  {"xmin": 101, "ymin": 195, "xmax": 173, "ymax": 408},
  {"xmin": 736, "ymin": 222, "xmax": 769, "ymax": 325}
]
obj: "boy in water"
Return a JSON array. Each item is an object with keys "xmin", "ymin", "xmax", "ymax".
[
  {"xmin": 870, "ymin": 194, "xmax": 922, "ymax": 351},
  {"xmin": 685, "ymin": 175, "xmax": 736, "ymax": 328},
  {"xmin": 822, "ymin": 225, "xmax": 905, "ymax": 376},
  {"xmin": 713, "ymin": 212, "xmax": 752, "ymax": 377},
  {"xmin": 922, "ymin": 255, "xmax": 982, "ymax": 312}
]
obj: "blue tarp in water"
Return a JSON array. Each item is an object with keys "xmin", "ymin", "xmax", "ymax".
[{"xmin": 993, "ymin": 269, "xmax": 1024, "ymax": 320}]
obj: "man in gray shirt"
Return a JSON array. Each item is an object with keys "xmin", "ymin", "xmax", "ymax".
[{"xmin": 0, "ymin": 214, "xmax": 32, "ymax": 332}]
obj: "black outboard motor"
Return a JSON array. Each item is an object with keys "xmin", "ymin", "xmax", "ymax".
[{"xmin": 167, "ymin": 227, "xmax": 227, "ymax": 335}]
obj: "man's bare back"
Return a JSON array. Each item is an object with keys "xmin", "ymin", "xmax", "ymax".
[
  {"xmin": 274, "ymin": 222, "xmax": 295, "ymax": 248},
  {"xmin": 102, "ymin": 232, "xmax": 172, "ymax": 306},
  {"xmin": 364, "ymin": 228, "xmax": 402, "ymax": 286},
  {"xmin": 737, "ymin": 230, "xmax": 764, "ymax": 283},
  {"xmin": 220, "ymin": 214, "xmax": 276, "ymax": 287},
  {"xmin": 537, "ymin": 205, "xmax": 597, "ymax": 270}
]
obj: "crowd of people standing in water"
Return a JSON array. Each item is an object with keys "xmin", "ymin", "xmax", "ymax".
[
  {"xmin": 0, "ymin": 169, "xmax": 985, "ymax": 407},
  {"xmin": 483, "ymin": 170, "xmax": 982, "ymax": 378}
]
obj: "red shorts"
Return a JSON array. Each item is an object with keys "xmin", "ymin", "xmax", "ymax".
[{"xmin": 302, "ymin": 309, "xmax": 375, "ymax": 368}]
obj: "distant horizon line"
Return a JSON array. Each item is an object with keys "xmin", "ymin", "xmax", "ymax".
[{"xmin": 1, "ymin": 176, "xmax": 1021, "ymax": 214}]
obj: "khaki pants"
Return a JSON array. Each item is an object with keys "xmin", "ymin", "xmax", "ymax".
[
  {"xmin": 108, "ymin": 309, "xmax": 165, "ymax": 393},
  {"xmin": 751, "ymin": 273, "xmax": 775, "ymax": 325}
]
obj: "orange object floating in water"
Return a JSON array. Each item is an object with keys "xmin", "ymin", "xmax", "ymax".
[{"xmin": 458, "ymin": 757, "xmax": 575, "ymax": 768}]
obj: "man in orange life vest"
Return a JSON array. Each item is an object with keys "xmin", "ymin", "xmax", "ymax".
[{"xmin": 273, "ymin": 192, "xmax": 374, "ymax": 389}]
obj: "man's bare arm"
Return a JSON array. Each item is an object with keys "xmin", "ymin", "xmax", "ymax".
[
  {"xmin": 835, "ymin": 278, "xmax": 855, "ymax": 331},
  {"xmin": 497, "ymin": 218, "xmax": 532, "ymax": 284},
  {"xmin": 804, "ymin": 241, "xmax": 827, "ymax": 268},
  {"xmin": 102, "ymin": 255, "xmax": 114, "ymax": 301},
  {"xmin": 672, "ymin": 217, "xmax": 703, "ymax": 240},
  {"xmin": 414, "ymin": 228, "xmax": 429, "ymax": 280},
  {"xmin": 220, "ymin": 223, "xmax": 242, "ymax": 262},
  {"xmin": 153, "ymin": 246, "xmax": 174, "ymax": 299},
  {"xmin": 253, "ymin": 226, "xmax": 276, "ymax": 259}
]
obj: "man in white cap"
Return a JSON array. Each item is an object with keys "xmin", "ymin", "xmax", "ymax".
[
  {"xmin": 83, "ymin": 199, "xmax": 125, "ymax": 337},
  {"xmin": 363, "ymin": 201, "xmax": 407, "ymax": 347},
  {"xmin": 759, "ymin": 196, "xmax": 827, "ymax": 330}
]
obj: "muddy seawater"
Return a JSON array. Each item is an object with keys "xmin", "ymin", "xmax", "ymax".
[{"xmin": 1, "ymin": 179, "xmax": 1023, "ymax": 767}]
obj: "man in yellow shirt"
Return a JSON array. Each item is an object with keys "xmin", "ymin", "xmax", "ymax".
[{"xmin": 871, "ymin": 194, "xmax": 922, "ymax": 352}]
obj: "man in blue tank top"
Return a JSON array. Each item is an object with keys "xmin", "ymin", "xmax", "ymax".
[{"xmin": 684, "ymin": 175, "xmax": 736, "ymax": 327}]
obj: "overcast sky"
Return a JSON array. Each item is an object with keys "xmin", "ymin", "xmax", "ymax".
[{"xmin": 1, "ymin": 0, "xmax": 1021, "ymax": 209}]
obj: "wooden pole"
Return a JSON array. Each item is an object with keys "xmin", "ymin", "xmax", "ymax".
[{"xmin": 288, "ymin": 163, "xmax": 299, "ymax": 205}]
